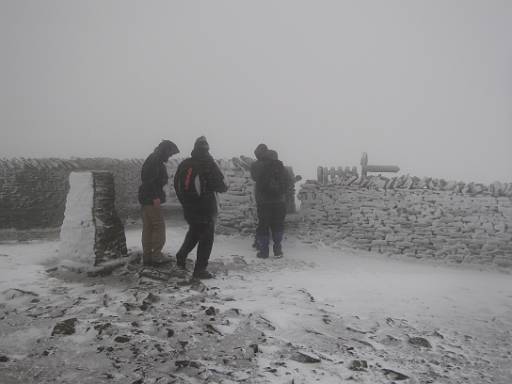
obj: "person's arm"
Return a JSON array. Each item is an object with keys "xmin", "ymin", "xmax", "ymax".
[
  {"xmin": 173, "ymin": 162, "xmax": 185, "ymax": 204},
  {"xmin": 250, "ymin": 162, "xmax": 257, "ymax": 181},
  {"xmin": 250, "ymin": 161, "xmax": 263, "ymax": 182},
  {"xmin": 282, "ymin": 165, "xmax": 292, "ymax": 193},
  {"xmin": 210, "ymin": 161, "xmax": 228, "ymax": 193},
  {"xmin": 173, "ymin": 163, "xmax": 181, "ymax": 195},
  {"xmin": 141, "ymin": 156, "xmax": 162, "ymax": 204}
]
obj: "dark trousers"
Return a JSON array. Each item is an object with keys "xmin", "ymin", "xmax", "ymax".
[
  {"xmin": 256, "ymin": 202, "xmax": 286, "ymax": 252},
  {"xmin": 176, "ymin": 220, "xmax": 215, "ymax": 272}
]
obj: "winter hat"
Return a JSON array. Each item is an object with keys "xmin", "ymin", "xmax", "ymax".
[
  {"xmin": 194, "ymin": 136, "xmax": 210, "ymax": 151},
  {"xmin": 254, "ymin": 143, "xmax": 268, "ymax": 160}
]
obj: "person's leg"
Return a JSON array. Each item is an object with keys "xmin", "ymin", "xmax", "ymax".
[
  {"xmin": 176, "ymin": 222, "xmax": 201, "ymax": 267},
  {"xmin": 256, "ymin": 204, "xmax": 271, "ymax": 258},
  {"xmin": 270, "ymin": 202, "xmax": 286, "ymax": 256},
  {"xmin": 193, "ymin": 221, "xmax": 215, "ymax": 275},
  {"xmin": 151, "ymin": 205, "xmax": 166, "ymax": 259},
  {"xmin": 141, "ymin": 206, "xmax": 153, "ymax": 264},
  {"xmin": 252, "ymin": 234, "xmax": 259, "ymax": 250},
  {"xmin": 252, "ymin": 187, "xmax": 259, "ymax": 250}
]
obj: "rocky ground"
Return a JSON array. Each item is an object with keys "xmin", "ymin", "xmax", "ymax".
[{"xmin": 0, "ymin": 228, "xmax": 511, "ymax": 383}]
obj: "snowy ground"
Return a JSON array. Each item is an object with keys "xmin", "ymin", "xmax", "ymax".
[{"xmin": 0, "ymin": 222, "xmax": 511, "ymax": 383}]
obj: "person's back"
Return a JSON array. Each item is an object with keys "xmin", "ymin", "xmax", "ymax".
[
  {"xmin": 250, "ymin": 143, "xmax": 269, "ymax": 205},
  {"xmin": 256, "ymin": 153, "xmax": 289, "ymax": 205},
  {"xmin": 254, "ymin": 149, "xmax": 289, "ymax": 258},
  {"xmin": 174, "ymin": 136, "xmax": 227, "ymax": 279},
  {"xmin": 174, "ymin": 143, "xmax": 227, "ymax": 223}
]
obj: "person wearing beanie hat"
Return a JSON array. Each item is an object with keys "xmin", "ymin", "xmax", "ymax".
[
  {"xmin": 138, "ymin": 139, "xmax": 180, "ymax": 266},
  {"xmin": 174, "ymin": 136, "xmax": 228, "ymax": 279},
  {"xmin": 252, "ymin": 148, "xmax": 290, "ymax": 259},
  {"xmin": 193, "ymin": 136, "xmax": 210, "ymax": 151}
]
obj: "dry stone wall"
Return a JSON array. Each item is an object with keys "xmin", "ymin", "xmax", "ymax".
[
  {"xmin": 298, "ymin": 172, "xmax": 512, "ymax": 267},
  {"xmin": 0, "ymin": 157, "xmax": 259, "ymax": 239},
  {"xmin": 0, "ymin": 158, "xmax": 143, "ymax": 237},
  {"xmin": 216, "ymin": 156, "xmax": 257, "ymax": 234}
]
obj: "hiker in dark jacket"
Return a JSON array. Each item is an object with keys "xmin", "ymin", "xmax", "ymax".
[
  {"xmin": 253, "ymin": 149, "xmax": 290, "ymax": 258},
  {"xmin": 250, "ymin": 143, "xmax": 269, "ymax": 202},
  {"xmin": 250, "ymin": 143, "xmax": 269, "ymax": 249},
  {"xmin": 138, "ymin": 140, "xmax": 180, "ymax": 266},
  {"xmin": 174, "ymin": 136, "xmax": 228, "ymax": 279}
]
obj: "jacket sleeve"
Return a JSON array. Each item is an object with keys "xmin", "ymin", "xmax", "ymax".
[
  {"xmin": 209, "ymin": 161, "xmax": 228, "ymax": 193},
  {"xmin": 282, "ymin": 165, "xmax": 291, "ymax": 193},
  {"xmin": 250, "ymin": 162, "xmax": 257, "ymax": 181},
  {"xmin": 250, "ymin": 161, "xmax": 262, "ymax": 182},
  {"xmin": 141, "ymin": 156, "xmax": 161, "ymax": 200},
  {"xmin": 286, "ymin": 168, "xmax": 295, "ymax": 193},
  {"xmin": 173, "ymin": 163, "xmax": 181, "ymax": 196}
]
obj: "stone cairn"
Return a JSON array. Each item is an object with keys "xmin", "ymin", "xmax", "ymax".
[
  {"xmin": 59, "ymin": 171, "xmax": 127, "ymax": 266},
  {"xmin": 299, "ymin": 164, "xmax": 512, "ymax": 267}
]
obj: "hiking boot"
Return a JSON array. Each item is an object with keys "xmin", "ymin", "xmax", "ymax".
[
  {"xmin": 153, "ymin": 253, "xmax": 171, "ymax": 264},
  {"xmin": 142, "ymin": 255, "xmax": 152, "ymax": 266},
  {"xmin": 256, "ymin": 250, "xmax": 269, "ymax": 259},
  {"xmin": 192, "ymin": 270, "xmax": 214, "ymax": 279},
  {"xmin": 273, "ymin": 244, "xmax": 283, "ymax": 257},
  {"xmin": 143, "ymin": 253, "xmax": 171, "ymax": 266},
  {"xmin": 176, "ymin": 254, "xmax": 187, "ymax": 269}
]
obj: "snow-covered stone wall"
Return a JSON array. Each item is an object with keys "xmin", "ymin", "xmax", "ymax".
[
  {"xmin": 59, "ymin": 171, "xmax": 127, "ymax": 265},
  {"xmin": 216, "ymin": 157, "xmax": 257, "ymax": 234},
  {"xmin": 0, "ymin": 157, "xmax": 259, "ymax": 239},
  {"xmin": 298, "ymin": 173, "xmax": 512, "ymax": 267},
  {"xmin": 0, "ymin": 158, "xmax": 144, "ymax": 240}
]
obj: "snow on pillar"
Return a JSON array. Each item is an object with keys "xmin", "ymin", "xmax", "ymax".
[{"xmin": 59, "ymin": 171, "xmax": 127, "ymax": 266}]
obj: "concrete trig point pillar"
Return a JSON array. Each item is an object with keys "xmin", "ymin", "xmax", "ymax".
[
  {"xmin": 59, "ymin": 171, "xmax": 127, "ymax": 266},
  {"xmin": 360, "ymin": 152, "xmax": 400, "ymax": 178}
]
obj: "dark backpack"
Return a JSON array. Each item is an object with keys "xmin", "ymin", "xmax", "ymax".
[
  {"xmin": 175, "ymin": 163, "xmax": 204, "ymax": 204},
  {"xmin": 260, "ymin": 160, "xmax": 286, "ymax": 197}
]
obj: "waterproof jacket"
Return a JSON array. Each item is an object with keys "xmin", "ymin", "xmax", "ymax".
[
  {"xmin": 138, "ymin": 152, "xmax": 169, "ymax": 205},
  {"xmin": 250, "ymin": 159, "xmax": 265, "ymax": 204},
  {"xmin": 252, "ymin": 158, "xmax": 290, "ymax": 205},
  {"xmin": 174, "ymin": 149, "xmax": 228, "ymax": 223}
]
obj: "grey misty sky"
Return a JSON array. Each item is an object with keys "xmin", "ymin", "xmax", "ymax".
[{"xmin": 1, "ymin": 0, "xmax": 511, "ymax": 184}]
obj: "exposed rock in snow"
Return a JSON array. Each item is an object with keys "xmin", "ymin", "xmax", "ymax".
[
  {"xmin": 408, "ymin": 336, "xmax": 432, "ymax": 349},
  {"xmin": 51, "ymin": 318, "xmax": 78, "ymax": 336}
]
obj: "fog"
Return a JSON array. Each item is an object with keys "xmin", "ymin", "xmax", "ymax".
[{"xmin": 1, "ymin": 1, "xmax": 511, "ymax": 183}]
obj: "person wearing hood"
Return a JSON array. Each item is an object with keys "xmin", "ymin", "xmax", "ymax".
[
  {"xmin": 250, "ymin": 143, "xmax": 269, "ymax": 249},
  {"xmin": 252, "ymin": 148, "xmax": 290, "ymax": 258},
  {"xmin": 250, "ymin": 143, "xmax": 269, "ymax": 188},
  {"xmin": 138, "ymin": 140, "xmax": 180, "ymax": 266},
  {"xmin": 174, "ymin": 136, "xmax": 228, "ymax": 279}
]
